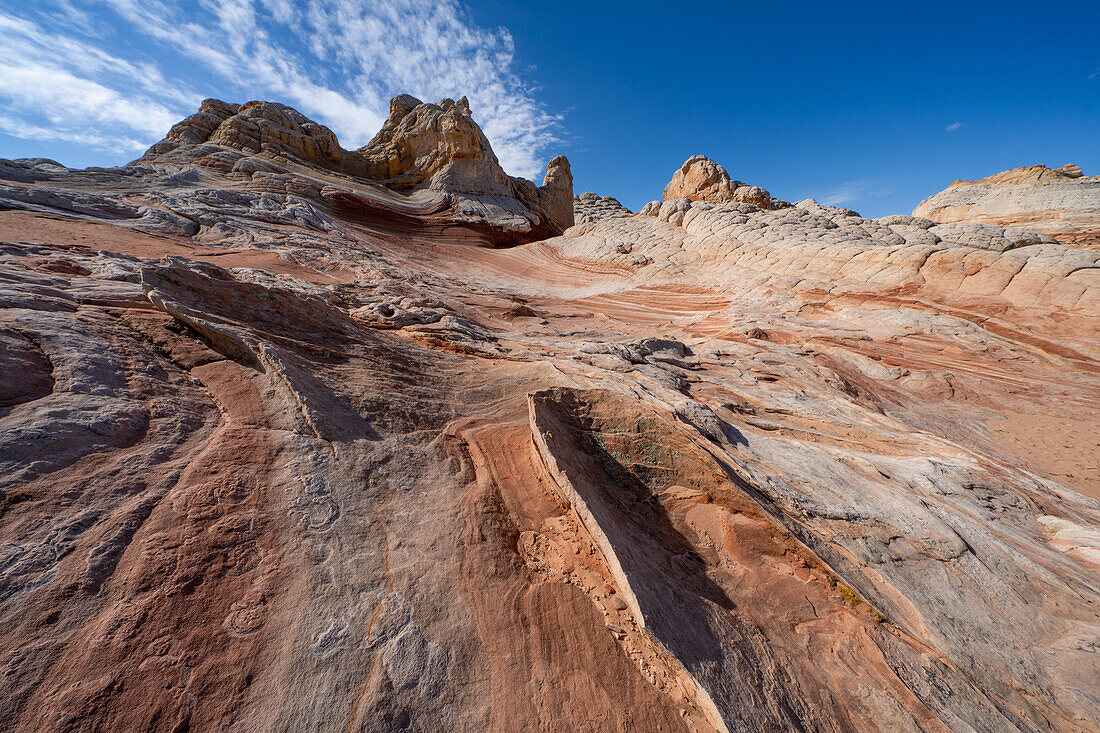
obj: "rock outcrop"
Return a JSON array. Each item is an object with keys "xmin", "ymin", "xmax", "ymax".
[
  {"xmin": 0, "ymin": 111, "xmax": 1098, "ymax": 733},
  {"xmin": 663, "ymin": 154, "xmax": 789, "ymax": 210},
  {"xmin": 137, "ymin": 95, "xmax": 574, "ymax": 244},
  {"xmin": 538, "ymin": 155, "xmax": 575, "ymax": 229},
  {"xmin": 663, "ymin": 154, "xmax": 737, "ymax": 203},
  {"xmin": 914, "ymin": 163, "xmax": 1100, "ymax": 247},
  {"xmin": 573, "ymin": 191, "xmax": 632, "ymax": 225}
]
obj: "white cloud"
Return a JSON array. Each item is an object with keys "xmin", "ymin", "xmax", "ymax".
[
  {"xmin": 0, "ymin": 0, "xmax": 561, "ymax": 178},
  {"xmin": 945, "ymin": 121, "xmax": 965, "ymax": 132},
  {"xmin": 0, "ymin": 65, "xmax": 180, "ymax": 138},
  {"xmin": 0, "ymin": 114, "xmax": 149, "ymax": 153},
  {"xmin": 0, "ymin": 9, "xmax": 202, "ymax": 154}
]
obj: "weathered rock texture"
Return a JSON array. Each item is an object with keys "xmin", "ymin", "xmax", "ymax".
[
  {"xmin": 136, "ymin": 95, "xmax": 574, "ymax": 244},
  {"xmin": 573, "ymin": 191, "xmax": 632, "ymax": 225},
  {"xmin": 914, "ymin": 164, "xmax": 1100, "ymax": 247},
  {"xmin": 663, "ymin": 154, "xmax": 789, "ymax": 210},
  {"xmin": 0, "ymin": 113, "xmax": 1098, "ymax": 733}
]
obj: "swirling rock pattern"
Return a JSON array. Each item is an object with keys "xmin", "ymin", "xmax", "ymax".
[{"xmin": 0, "ymin": 118, "xmax": 1097, "ymax": 732}]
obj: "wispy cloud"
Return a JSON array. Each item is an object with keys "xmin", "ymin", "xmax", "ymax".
[
  {"xmin": 0, "ymin": 114, "xmax": 149, "ymax": 153},
  {"xmin": 945, "ymin": 121, "xmax": 965, "ymax": 132},
  {"xmin": 0, "ymin": 1, "xmax": 560, "ymax": 178},
  {"xmin": 0, "ymin": 11, "xmax": 199, "ymax": 154},
  {"xmin": 820, "ymin": 179, "xmax": 892, "ymax": 208},
  {"xmin": 1089, "ymin": 69, "xmax": 1100, "ymax": 79}
]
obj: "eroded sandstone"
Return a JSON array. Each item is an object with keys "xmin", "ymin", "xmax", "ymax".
[
  {"xmin": 134, "ymin": 95, "xmax": 575, "ymax": 244},
  {"xmin": 0, "ymin": 103, "xmax": 1098, "ymax": 733},
  {"xmin": 914, "ymin": 163, "xmax": 1100, "ymax": 247},
  {"xmin": 663, "ymin": 154, "xmax": 789, "ymax": 210}
]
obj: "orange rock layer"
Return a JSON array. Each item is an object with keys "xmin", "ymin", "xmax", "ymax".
[{"xmin": 0, "ymin": 108, "xmax": 1098, "ymax": 732}]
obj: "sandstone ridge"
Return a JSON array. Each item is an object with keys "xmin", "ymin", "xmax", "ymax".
[{"xmin": 914, "ymin": 163, "xmax": 1100, "ymax": 247}]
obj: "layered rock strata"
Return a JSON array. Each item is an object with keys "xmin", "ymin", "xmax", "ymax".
[
  {"xmin": 134, "ymin": 95, "xmax": 574, "ymax": 244},
  {"xmin": 0, "ymin": 119, "xmax": 1098, "ymax": 733},
  {"xmin": 914, "ymin": 164, "xmax": 1100, "ymax": 247}
]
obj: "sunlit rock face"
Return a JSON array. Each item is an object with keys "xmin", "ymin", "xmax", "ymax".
[
  {"xmin": 914, "ymin": 163, "xmax": 1100, "ymax": 248},
  {"xmin": 135, "ymin": 95, "xmax": 574, "ymax": 245},
  {"xmin": 662, "ymin": 154, "xmax": 790, "ymax": 210},
  {"xmin": 1, "ymin": 103, "xmax": 1098, "ymax": 733}
]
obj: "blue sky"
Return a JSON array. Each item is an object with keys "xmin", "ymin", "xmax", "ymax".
[{"xmin": 0, "ymin": 0, "xmax": 1097, "ymax": 217}]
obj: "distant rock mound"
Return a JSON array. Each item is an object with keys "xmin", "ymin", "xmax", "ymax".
[
  {"xmin": 663, "ymin": 155, "xmax": 789, "ymax": 210},
  {"xmin": 663, "ymin": 155, "xmax": 736, "ymax": 203},
  {"xmin": 913, "ymin": 163, "xmax": 1100, "ymax": 247},
  {"xmin": 136, "ymin": 95, "xmax": 573, "ymax": 244},
  {"xmin": 573, "ymin": 192, "xmax": 632, "ymax": 225}
]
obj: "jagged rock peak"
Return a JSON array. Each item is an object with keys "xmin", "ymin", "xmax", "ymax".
[
  {"xmin": 140, "ymin": 99, "xmax": 343, "ymax": 167},
  {"xmin": 663, "ymin": 154, "xmax": 788, "ymax": 210},
  {"xmin": 135, "ymin": 94, "xmax": 575, "ymax": 237},
  {"xmin": 355, "ymin": 94, "xmax": 512, "ymax": 195},
  {"xmin": 1058, "ymin": 163, "xmax": 1084, "ymax": 178}
]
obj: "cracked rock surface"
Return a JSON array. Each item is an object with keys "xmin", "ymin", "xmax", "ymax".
[
  {"xmin": 1, "ymin": 114, "xmax": 1098, "ymax": 732},
  {"xmin": 914, "ymin": 163, "xmax": 1100, "ymax": 248}
]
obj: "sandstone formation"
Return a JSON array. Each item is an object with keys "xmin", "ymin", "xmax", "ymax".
[
  {"xmin": 662, "ymin": 154, "xmax": 789, "ymax": 210},
  {"xmin": 663, "ymin": 154, "xmax": 737, "ymax": 203},
  {"xmin": 914, "ymin": 163, "xmax": 1100, "ymax": 247},
  {"xmin": 1, "ymin": 104, "xmax": 1098, "ymax": 733},
  {"xmin": 137, "ymin": 95, "xmax": 574, "ymax": 244},
  {"xmin": 573, "ymin": 191, "xmax": 632, "ymax": 225},
  {"xmin": 539, "ymin": 156, "xmax": 575, "ymax": 229}
]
